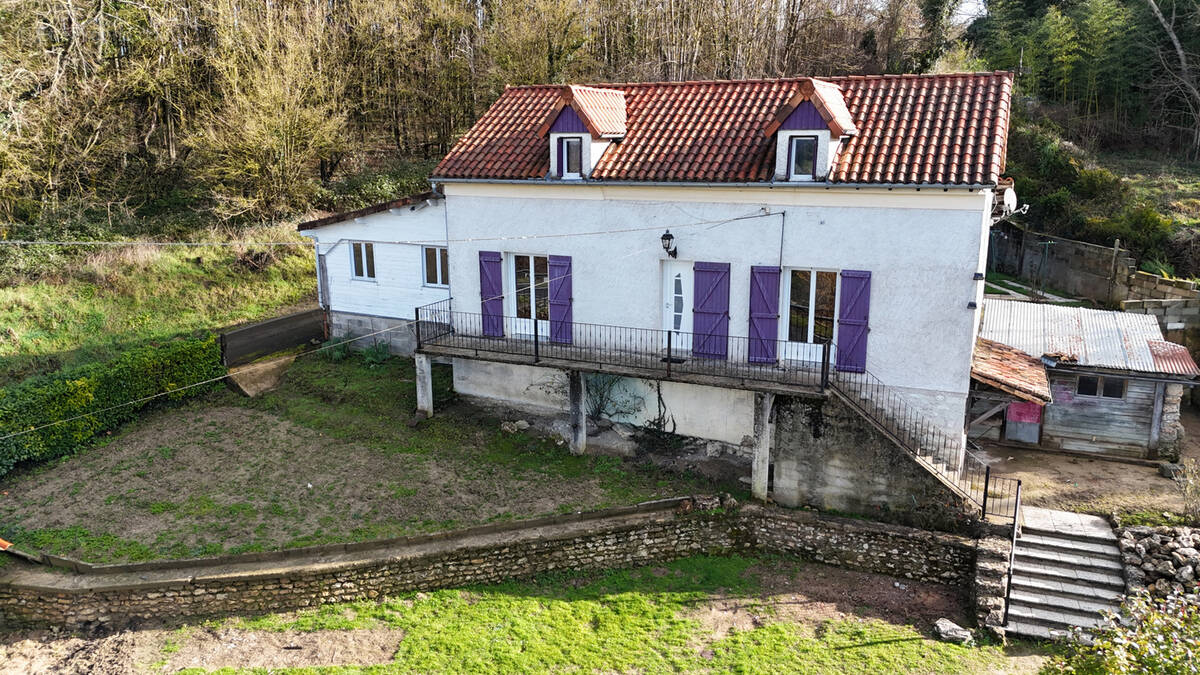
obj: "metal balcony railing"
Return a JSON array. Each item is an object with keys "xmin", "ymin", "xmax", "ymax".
[{"xmin": 415, "ymin": 298, "xmax": 1020, "ymax": 522}]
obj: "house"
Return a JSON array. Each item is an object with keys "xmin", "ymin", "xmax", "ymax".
[
  {"xmin": 298, "ymin": 191, "xmax": 450, "ymax": 353},
  {"xmin": 302, "ymin": 73, "xmax": 1022, "ymax": 523},
  {"xmin": 969, "ymin": 298, "xmax": 1197, "ymax": 459}
]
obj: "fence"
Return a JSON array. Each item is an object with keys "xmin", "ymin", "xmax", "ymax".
[
  {"xmin": 220, "ymin": 307, "xmax": 326, "ymax": 366},
  {"xmin": 416, "ymin": 299, "xmax": 1021, "ymax": 522}
]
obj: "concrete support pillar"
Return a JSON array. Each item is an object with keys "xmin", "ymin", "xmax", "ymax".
[
  {"xmin": 568, "ymin": 370, "xmax": 587, "ymax": 455},
  {"xmin": 751, "ymin": 392, "xmax": 775, "ymax": 502},
  {"xmin": 415, "ymin": 353, "xmax": 434, "ymax": 418}
]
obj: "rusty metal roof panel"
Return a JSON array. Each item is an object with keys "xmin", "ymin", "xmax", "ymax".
[{"xmin": 979, "ymin": 299, "xmax": 1196, "ymax": 377}]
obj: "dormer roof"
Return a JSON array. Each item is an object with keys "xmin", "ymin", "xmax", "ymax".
[
  {"xmin": 764, "ymin": 78, "xmax": 856, "ymax": 138},
  {"xmin": 435, "ymin": 72, "xmax": 1014, "ymax": 185},
  {"xmin": 537, "ymin": 85, "xmax": 627, "ymax": 139}
]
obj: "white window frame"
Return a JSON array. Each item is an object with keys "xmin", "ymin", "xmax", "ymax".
[
  {"xmin": 562, "ymin": 137, "xmax": 583, "ymax": 179},
  {"xmin": 422, "ymin": 245, "xmax": 449, "ymax": 288},
  {"xmin": 550, "ymin": 133, "xmax": 588, "ymax": 179},
  {"xmin": 775, "ymin": 129, "xmax": 833, "ymax": 182},
  {"xmin": 349, "ymin": 241, "xmax": 376, "ymax": 281},
  {"xmin": 505, "ymin": 253, "xmax": 551, "ymax": 335},
  {"xmin": 788, "ymin": 135, "xmax": 819, "ymax": 181},
  {"xmin": 778, "ymin": 267, "xmax": 840, "ymax": 362}
]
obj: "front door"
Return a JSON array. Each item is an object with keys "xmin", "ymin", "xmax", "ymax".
[{"xmin": 662, "ymin": 260, "xmax": 692, "ymax": 351}]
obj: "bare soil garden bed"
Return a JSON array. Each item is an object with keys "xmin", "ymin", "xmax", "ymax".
[{"xmin": 0, "ymin": 356, "xmax": 729, "ymax": 563}]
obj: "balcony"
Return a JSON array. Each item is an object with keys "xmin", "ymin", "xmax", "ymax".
[
  {"xmin": 414, "ymin": 298, "xmax": 1021, "ymax": 522},
  {"xmin": 414, "ymin": 299, "xmax": 830, "ymax": 397}
]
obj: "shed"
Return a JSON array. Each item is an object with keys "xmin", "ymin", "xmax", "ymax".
[{"xmin": 970, "ymin": 299, "xmax": 1198, "ymax": 459}]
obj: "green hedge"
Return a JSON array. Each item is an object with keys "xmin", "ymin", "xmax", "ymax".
[{"xmin": 0, "ymin": 335, "xmax": 225, "ymax": 477}]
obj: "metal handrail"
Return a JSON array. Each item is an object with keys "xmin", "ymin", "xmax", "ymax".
[
  {"xmin": 1002, "ymin": 481, "xmax": 1023, "ymax": 626},
  {"xmin": 415, "ymin": 298, "xmax": 1020, "ymax": 522}
]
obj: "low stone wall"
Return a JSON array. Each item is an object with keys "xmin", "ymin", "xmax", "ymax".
[
  {"xmin": 0, "ymin": 499, "xmax": 981, "ymax": 630},
  {"xmin": 988, "ymin": 223, "xmax": 1135, "ymax": 304},
  {"xmin": 1127, "ymin": 272, "xmax": 1200, "ymax": 302},
  {"xmin": 971, "ymin": 534, "xmax": 1013, "ymax": 634}
]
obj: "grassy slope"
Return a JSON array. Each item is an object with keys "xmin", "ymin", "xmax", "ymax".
[
  {"xmin": 189, "ymin": 556, "xmax": 1033, "ymax": 674},
  {"xmin": 0, "ymin": 223, "xmax": 315, "ymax": 385},
  {"xmin": 1096, "ymin": 152, "xmax": 1200, "ymax": 228}
]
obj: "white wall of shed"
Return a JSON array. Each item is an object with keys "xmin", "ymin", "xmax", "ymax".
[{"xmin": 300, "ymin": 203, "xmax": 449, "ymax": 320}]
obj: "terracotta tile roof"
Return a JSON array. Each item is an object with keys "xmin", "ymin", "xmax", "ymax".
[
  {"xmin": 972, "ymin": 338, "xmax": 1052, "ymax": 404},
  {"xmin": 433, "ymin": 72, "xmax": 1013, "ymax": 185}
]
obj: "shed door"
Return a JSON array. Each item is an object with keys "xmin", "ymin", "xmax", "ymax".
[{"xmin": 1004, "ymin": 402, "xmax": 1043, "ymax": 444}]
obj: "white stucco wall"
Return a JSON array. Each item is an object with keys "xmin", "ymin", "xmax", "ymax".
[
  {"xmin": 300, "ymin": 201, "xmax": 450, "ymax": 320},
  {"xmin": 439, "ymin": 182, "xmax": 990, "ymax": 432},
  {"xmin": 452, "ymin": 359, "xmax": 755, "ymax": 444}
]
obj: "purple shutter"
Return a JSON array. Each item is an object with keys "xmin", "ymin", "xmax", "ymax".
[
  {"xmin": 479, "ymin": 251, "xmax": 504, "ymax": 337},
  {"xmin": 692, "ymin": 262, "xmax": 730, "ymax": 360},
  {"xmin": 548, "ymin": 255, "xmax": 573, "ymax": 344},
  {"xmin": 748, "ymin": 266, "xmax": 781, "ymax": 363},
  {"xmin": 836, "ymin": 270, "xmax": 871, "ymax": 372}
]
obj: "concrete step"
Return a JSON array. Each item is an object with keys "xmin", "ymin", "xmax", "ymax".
[
  {"xmin": 1007, "ymin": 603, "xmax": 1106, "ymax": 630},
  {"xmin": 1010, "ymin": 574, "xmax": 1125, "ymax": 604},
  {"xmin": 1008, "ymin": 589, "xmax": 1122, "ymax": 618},
  {"xmin": 1014, "ymin": 547, "xmax": 1124, "ymax": 574},
  {"xmin": 1011, "ymin": 560, "xmax": 1125, "ymax": 591},
  {"xmin": 1005, "ymin": 619, "xmax": 1090, "ymax": 643},
  {"xmin": 1018, "ymin": 532, "xmax": 1121, "ymax": 558},
  {"xmin": 1022, "ymin": 523, "xmax": 1117, "ymax": 546}
]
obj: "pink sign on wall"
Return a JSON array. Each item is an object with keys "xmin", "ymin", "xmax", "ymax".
[{"xmin": 1006, "ymin": 402, "xmax": 1044, "ymax": 424}]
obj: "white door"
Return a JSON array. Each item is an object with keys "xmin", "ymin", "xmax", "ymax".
[{"xmin": 662, "ymin": 260, "xmax": 692, "ymax": 351}]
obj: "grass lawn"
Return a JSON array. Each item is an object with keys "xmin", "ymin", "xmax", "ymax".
[
  {"xmin": 0, "ymin": 223, "xmax": 315, "ymax": 385},
  {"xmin": 1097, "ymin": 152, "xmax": 1200, "ymax": 228},
  {"xmin": 0, "ymin": 354, "xmax": 735, "ymax": 562},
  {"xmin": 0, "ymin": 555, "xmax": 1053, "ymax": 673}
]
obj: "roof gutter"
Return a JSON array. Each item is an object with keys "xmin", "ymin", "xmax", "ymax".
[{"xmin": 430, "ymin": 177, "xmax": 996, "ymax": 192}]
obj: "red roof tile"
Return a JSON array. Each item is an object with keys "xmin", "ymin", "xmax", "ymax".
[
  {"xmin": 971, "ymin": 338, "xmax": 1052, "ymax": 404},
  {"xmin": 434, "ymin": 72, "xmax": 1013, "ymax": 185}
]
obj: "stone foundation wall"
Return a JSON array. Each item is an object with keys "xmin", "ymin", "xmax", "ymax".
[
  {"xmin": 771, "ymin": 395, "xmax": 978, "ymax": 534},
  {"xmin": 0, "ymin": 499, "xmax": 980, "ymax": 630},
  {"xmin": 329, "ymin": 311, "xmax": 416, "ymax": 355}
]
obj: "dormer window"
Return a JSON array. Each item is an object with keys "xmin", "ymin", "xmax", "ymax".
[
  {"xmin": 540, "ymin": 85, "xmax": 627, "ymax": 181},
  {"xmin": 789, "ymin": 136, "xmax": 818, "ymax": 180}
]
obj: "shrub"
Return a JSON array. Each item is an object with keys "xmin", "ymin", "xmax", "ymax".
[
  {"xmin": 0, "ymin": 335, "xmax": 224, "ymax": 477},
  {"xmin": 362, "ymin": 341, "xmax": 392, "ymax": 366},
  {"xmin": 1045, "ymin": 590, "xmax": 1200, "ymax": 674}
]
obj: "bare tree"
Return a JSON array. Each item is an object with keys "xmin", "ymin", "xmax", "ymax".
[{"xmin": 1143, "ymin": 0, "xmax": 1200, "ymax": 154}]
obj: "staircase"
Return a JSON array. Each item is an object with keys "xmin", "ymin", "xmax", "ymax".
[
  {"xmin": 1005, "ymin": 507, "xmax": 1125, "ymax": 641},
  {"xmin": 828, "ymin": 373, "xmax": 1020, "ymax": 520}
]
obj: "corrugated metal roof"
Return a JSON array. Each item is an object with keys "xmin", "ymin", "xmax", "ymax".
[{"xmin": 979, "ymin": 299, "xmax": 1199, "ymax": 377}]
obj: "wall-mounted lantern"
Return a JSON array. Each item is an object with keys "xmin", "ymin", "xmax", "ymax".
[{"xmin": 661, "ymin": 230, "xmax": 678, "ymax": 258}]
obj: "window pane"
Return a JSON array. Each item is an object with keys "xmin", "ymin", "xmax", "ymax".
[
  {"xmin": 352, "ymin": 243, "xmax": 364, "ymax": 278},
  {"xmin": 516, "ymin": 255, "xmax": 531, "ymax": 319},
  {"xmin": 1102, "ymin": 378, "xmax": 1125, "ymax": 398},
  {"xmin": 814, "ymin": 271, "xmax": 837, "ymax": 344},
  {"xmin": 672, "ymin": 274, "xmax": 684, "ymax": 330},
  {"xmin": 791, "ymin": 137, "xmax": 817, "ymax": 177},
  {"xmin": 439, "ymin": 247, "xmax": 449, "ymax": 285},
  {"xmin": 565, "ymin": 139, "xmax": 582, "ymax": 174},
  {"xmin": 1077, "ymin": 375, "xmax": 1099, "ymax": 396},
  {"xmin": 789, "ymin": 270, "xmax": 811, "ymax": 343},
  {"xmin": 424, "ymin": 247, "xmax": 438, "ymax": 285},
  {"xmin": 534, "ymin": 255, "xmax": 549, "ymax": 321},
  {"xmin": 364, "ymin": 243, "xmax": 375, "ymax": 278}
]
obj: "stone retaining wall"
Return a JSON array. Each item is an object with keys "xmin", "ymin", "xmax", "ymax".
[{"xmin": 0, "ymin": 499, "xmax": 981, "ymax": 630}]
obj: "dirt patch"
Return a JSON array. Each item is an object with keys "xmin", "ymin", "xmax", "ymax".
[
  {"xmin": 975, "ymin": 406, "xmax": 1200, "ymax": 518},
  {"xmin": 0, "ymin": 628, "xmax": 166, "ymax": 675},
  {"xmin": 686, "ymin": 560, "xmax": 969, "ymax": 641},
  {"xmin": 167, "ymin": 627, "xmax": 403, "ymax": 670}
]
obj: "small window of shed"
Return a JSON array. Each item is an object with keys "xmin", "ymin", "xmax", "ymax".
[
  {"xmin": 1076, "ymin": 375, "xmax": 1099, "ymax": 397},
  {"xmin": 1102, "ymin": 378, "xmax": 1126, "ymax": 398}
]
